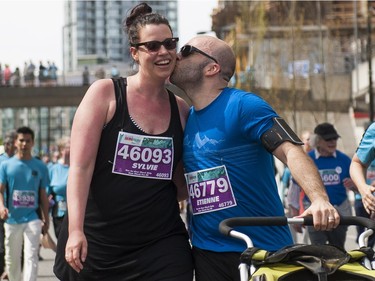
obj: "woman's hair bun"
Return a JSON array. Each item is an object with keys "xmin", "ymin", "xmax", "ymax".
[{"xmin": 125, "ymin": 2, "xmax": 152, "ymax": 29}]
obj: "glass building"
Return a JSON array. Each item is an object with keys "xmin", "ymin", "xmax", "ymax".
[{"xmin": 63, "ymin": 0, "xmax": 178, "ymax": 73}]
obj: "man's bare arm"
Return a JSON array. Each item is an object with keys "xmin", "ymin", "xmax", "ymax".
[{"xmin": 273, "ymin": 142, "xmax": 340, "ymax": 230}]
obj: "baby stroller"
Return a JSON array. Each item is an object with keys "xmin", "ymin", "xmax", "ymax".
[{"xmin": 219, "ymin": 216, "xmax": 375, "ymax": 281}]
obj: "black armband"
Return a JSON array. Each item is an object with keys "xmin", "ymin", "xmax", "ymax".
[{"xmin": 261, "ymin": 117, "xmax": 303, "ymax": 152}]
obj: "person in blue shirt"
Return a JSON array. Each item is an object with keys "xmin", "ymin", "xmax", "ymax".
[
  {"xmin": 0, "ymin": 131, "xmax": 17, "ymax": 163},
  {"xmin": 0, "ymin": 126, "xmax": 50, "ymax": 281},
  {"xmin": 350, "ymin": 122, "xmax": 375, "ymax": 246},
  {"xmin": 305, "ymin": 123, "xmax": 354, "ymax": 249},
  {"xmin": 0, "ymin": 130, "xmax": 17, "ymax": 280},
  {"xmin": 352, "ymin": 159, "xmax": 375, "ymax": 247},
  {"xmin": 170, "ymin": 35, "xmax": 339, "ymax": 281},
  {"xmin": 48, "ymin": 136, "xmax": 70, "ymax": 238}
]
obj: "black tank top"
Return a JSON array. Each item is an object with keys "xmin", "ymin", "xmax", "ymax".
[{"xmin": 83, "ymin": 78, "xmax": 187, "ymax": 261}]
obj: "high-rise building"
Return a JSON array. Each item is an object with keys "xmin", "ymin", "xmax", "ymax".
[{"xmin": 62, "ymin": 0, "xmax": 178, "ymax": 74}]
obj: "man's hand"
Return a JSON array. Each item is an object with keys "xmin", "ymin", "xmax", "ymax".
[
  {"xmin": 42, "ymin": 220, "xmax": 49, "ymax": 235},
  {"xmin": 0, "ymin": 207, "xmax": 8, "ymax": 220},
  {"xmin": 298, "ymin": 198, "xmax": 340, "ymax": 231},
  {"xmin": 272, "ymin": 143, "xmax": 340, "ymax": 230}
]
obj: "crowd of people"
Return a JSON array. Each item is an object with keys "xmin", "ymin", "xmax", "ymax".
[
  {"xmin": 2, "ymin": 2, "xmax": 375, "ymax": 281},
  {"xmin": 0, "ymin": 61, "xmax": 121, "ymax": 88},
  {"xmin": 82, "ymin": 65, "xmax": 121, "ymax": 86},
  {"xmin": 0, "ymin": 61, "xmax": 59, "ymax": 88}
]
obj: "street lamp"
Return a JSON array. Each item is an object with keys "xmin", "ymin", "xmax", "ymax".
[{"xmin": 62, "ymin": 22, "xmax": 76, "ymax": 85}]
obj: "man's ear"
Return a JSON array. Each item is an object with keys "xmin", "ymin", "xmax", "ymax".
[{"xmin": 205, "ymin": 63, "xmax": 221, "ymax": 77}]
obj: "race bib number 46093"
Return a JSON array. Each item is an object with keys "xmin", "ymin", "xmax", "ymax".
[
  {"xmin": 185, "ymin": 165, "xmax": 237, "ymax": 215},
  {"xmin": 112, "ymin": 132, "xmax": 174, "ymax": 180}
]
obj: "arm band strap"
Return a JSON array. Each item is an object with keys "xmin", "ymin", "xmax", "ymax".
[{"xmin": 261, "ymin": 117, "xmax": 303, "ymax": 152}]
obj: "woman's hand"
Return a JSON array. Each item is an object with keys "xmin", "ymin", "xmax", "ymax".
[{"xmin": 65, "ymin": 230, "xmax": 88, "ymax": 273}]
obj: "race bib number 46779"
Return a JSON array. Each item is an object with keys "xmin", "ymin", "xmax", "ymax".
[
  {"xmin": 185, "ymin": 165, "xmax": 237, "ymax": 215},
  {"xmin": 112, "ymin": 132, "xmax": 174, "ymax": 180}
]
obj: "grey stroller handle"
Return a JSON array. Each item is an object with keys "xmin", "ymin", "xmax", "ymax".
[{"xmin": 219, "ymin": 216, "xmax": 375, "ymax": 237}]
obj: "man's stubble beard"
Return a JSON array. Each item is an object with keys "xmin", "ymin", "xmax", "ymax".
[{"xmin": 170, "ymin": 64, "xmax": 205, "ymax": 92}]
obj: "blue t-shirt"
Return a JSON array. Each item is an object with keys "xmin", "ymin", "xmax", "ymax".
[
  {"xmin": 356, "ymin": 122, "xmax": 375, "ymax": 181},
  {"xmin": 0, "ymin": 153, "xmax": 11, "ymax": 210},
  {"xmin": 0, "ymin": 156, "xmax": 50, "ymax": 224},
  {"xmin": 355, "ymin": 123, "xmax": 375, "ymax": 199},
  {"xmin": 48, "ymin": 162, "xmax": 68, "ymax": 217},
  {"xmin": 308, "ymin": 149, "xmax": 350, "ymax": 206},
  {"xmin": 183, "ymin": 87, "xmax": 292, "ymax": 253},
  {"xmin": 0, "ymin": 153, "xmax": 10, "ymax": 164}
]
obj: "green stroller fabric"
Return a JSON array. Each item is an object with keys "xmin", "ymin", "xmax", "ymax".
[{"xmin": 241, "ymin": 244, "xmax": 375, "ymax": 281}]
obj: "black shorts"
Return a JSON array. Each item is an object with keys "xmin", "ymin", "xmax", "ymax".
[{"xmin": 193, "ymin": 246, "xmax": 241, "ymax": 281}]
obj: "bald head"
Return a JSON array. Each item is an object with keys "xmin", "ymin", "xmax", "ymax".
[{"xmin": 187, "ymin": 35, "xmax": 236, "ymax": 82}]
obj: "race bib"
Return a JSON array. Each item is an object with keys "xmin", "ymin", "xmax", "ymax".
[
  {"xmin": 12, "ymin": 190, "xmax": 36, "ymax": 208},
  {"xmin": 57, "ymin": 200, "xmax": 67, "ymax": 212},
  {"xmin": 112, "ymin": 132, "xmax": 173, "ymax": 180},
  {"xmin": 319, "ymin": 168, "xmax": 341, "ymax": 186},
  {"xmin": 185, "ymin": 165, "xmax": 237, "ymax": 215}
]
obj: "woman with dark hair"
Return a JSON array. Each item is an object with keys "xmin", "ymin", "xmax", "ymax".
[{"xmin": 53, "ymin": 3, "xmax": 193, "ymax": 280}]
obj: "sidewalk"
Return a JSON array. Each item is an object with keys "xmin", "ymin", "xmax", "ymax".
[{"xmin": 38, "ymin": 245, "xmax": 58, "ymax": 281}]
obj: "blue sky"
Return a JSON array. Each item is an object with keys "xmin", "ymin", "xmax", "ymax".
[{"xmin": 0, "ymin": 0, "xmax": 217, "ymax": 70}]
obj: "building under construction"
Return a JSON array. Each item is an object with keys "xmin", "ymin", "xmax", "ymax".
[{"xmin": 211, "ymin": 1, "xmax": 375, "ymax": 154}]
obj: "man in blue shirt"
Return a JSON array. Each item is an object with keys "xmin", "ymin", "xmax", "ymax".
[
  {"xmin": 0, "ymin": 127, "xmax": 50, "ymax": 281},
  {"xmin": 170, "ymin": 35, "xmax": 340, "ymax": 281}
]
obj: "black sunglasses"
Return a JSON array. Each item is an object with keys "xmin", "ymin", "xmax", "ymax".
[
  {"xmin": 131, "ymin": 37, "xmax": 179, "ymax": 52},
  {"xmin": 180, "ymin": 45, "xmax": 218, "ymax": 64}
]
